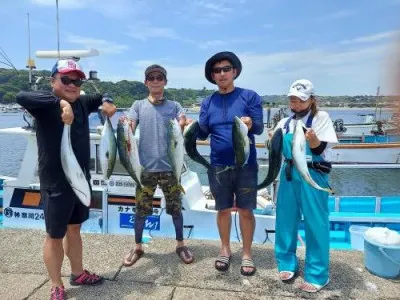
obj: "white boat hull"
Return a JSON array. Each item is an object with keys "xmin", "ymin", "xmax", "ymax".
[{"xmin": 195, "ymin": 141, "xmax": 400, "ymax": 164}]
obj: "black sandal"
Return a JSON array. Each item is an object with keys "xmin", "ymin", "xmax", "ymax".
[
  {"xmin": 215, "ymin": 255, "xmax": 232, "ymax": 272},
  {"xmin": 240, "ymin": 258, "xmax": 256, "ymax": 276}
]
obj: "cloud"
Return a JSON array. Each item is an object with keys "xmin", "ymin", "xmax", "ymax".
[
  {"xmin": 115, "ymin": 43, "xmax": 389, "ymax": 95},
  {"xmin": 340, "ymin": 31, "xmax": 400, "ymax": 45},
  {"xmin": 262, "ymin": 24, "xmax": 274, "ymax": 29},
  {"xmin": 92, "ymin": 0, "xmax": 151, "ymax": 18},
  {"xmin": 175, "ymin": 0, "xmax": 237, "ymax": 25},
  {"xmin": 65, "ymin": 33, "xmax": 130, "ymax": 54},
  {"xmin": 234, "ymin": 43, "xmax": 390, "ymax": 95},
  {"xmin": 196, "ymin": 37, "xmax": 256, "ymax": 49},
  {"xmin": 316, "ymin": 9, "xmax": 356, "ymax": 22},
  {"xmin": 30, "ymin": 0, "xmax": 151, "ymax": 18},
  {"xmin": 126, "ymin": 23, "xmax": 182, "ymax": 41},
  {"xmin": 193, "ymin": 1, "xmax": 233, "ymax": 12},
  {"xmin": 31, "ymin": 0, "xmax": 86, "ymax": 9}
]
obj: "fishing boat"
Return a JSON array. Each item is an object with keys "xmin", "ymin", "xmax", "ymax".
[
  {"xmin": 196, "ymin": 138, "xmax": 400, "ymax": 164},
  {"xmin": 1, "ymin": 120, "xmax": 400, "ymax": 249},
  {"xmin": 1, "ymin": 50, "xmax": 399, "ymax": 251}
]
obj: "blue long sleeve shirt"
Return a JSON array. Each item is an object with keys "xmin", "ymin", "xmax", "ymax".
[{"xmin": 198, "ymin": 87, "xmax": 264, "ymax": 166}]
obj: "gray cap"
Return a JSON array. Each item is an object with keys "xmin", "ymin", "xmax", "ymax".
[{"xmin": 145, "ymin": 64, "xmax": 167, "ymax": 78}]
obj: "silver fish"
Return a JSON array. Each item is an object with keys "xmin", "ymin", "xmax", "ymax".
[
  {"xmin": 183, "ymin": 120, "xmax": 211, "ymax": 171},
  {"xmin": 167, "ymin": 118, "xmax": 185, "ymax": 193},
  {"xmin": 257, "ymin": 128, "xmax": 283, "ymax": 190},
  {"xmin": 116, "ymin": 117, "xmax": 149, "ymax": 192},
  {"xmin": 232, "ymin": 116, "xmax": 250, "ymax": 168},
  {"xmin": 99, "ymin": 116, "xmax": 117, "ymax": 180},
  {"xmin": 292, "ymin": 119, "xmax": 333, "ymax": 194},
  {"xmin": 60, "ymin": 124, "xmax": 91, "ymax": 207}
]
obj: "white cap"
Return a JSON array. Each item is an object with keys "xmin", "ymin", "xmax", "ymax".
[{"xmin": 287, "ymin": 79, "xmax": 314, "ymax": 101}]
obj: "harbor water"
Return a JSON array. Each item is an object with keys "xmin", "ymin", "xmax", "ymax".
[{"xmin": 1, "ymin": 110, "xmax": 399, "ymax": 196}]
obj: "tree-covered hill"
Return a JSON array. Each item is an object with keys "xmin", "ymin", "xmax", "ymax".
[
  {"xmin": 0, "ymin": 68, "xmax": 215, "ymax": 107},
  {"xmin": 0, "ymin": 67, "xmax": 396, "ymax": 108}
]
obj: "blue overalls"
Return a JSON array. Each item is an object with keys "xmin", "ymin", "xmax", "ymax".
[{"xmin": 274, "ymin": 114, "xmax": 330, "ymax": 286}]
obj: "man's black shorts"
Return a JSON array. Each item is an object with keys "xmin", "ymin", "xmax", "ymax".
[
  {"xmin": 40, "ymin": 185, "xmax": 90, "ymax": 239},
  {"xmin": 207, "ymin": 164, "xmax": 258, "ymax": 211}
]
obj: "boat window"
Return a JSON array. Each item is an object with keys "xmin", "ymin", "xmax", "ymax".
[{"xmin": 90, "ymin": 189, "xmax": 103, "ymax": 209}]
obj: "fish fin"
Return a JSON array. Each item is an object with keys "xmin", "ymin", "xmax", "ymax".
[
  {"xmin": 141, "ymin": 186, "xmax": 153, "ymax": 194},
  {"xmin": 170, "ymin": 184, "xmax": 185, "ymax": 194},
  {"xmin": 179, "ymin": 184, "xmax": 185, "ymax": 194}
]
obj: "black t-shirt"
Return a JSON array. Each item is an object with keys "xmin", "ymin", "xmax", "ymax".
[{"xmin": 16, "ymin": 91, "xmax": 103, "ymax": 190}]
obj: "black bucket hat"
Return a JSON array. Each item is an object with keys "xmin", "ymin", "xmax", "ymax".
[{"xmin": 205, "ymin": 51, "xmax": 242, "ymax": 84}]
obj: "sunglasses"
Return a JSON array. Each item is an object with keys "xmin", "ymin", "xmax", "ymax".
[
  {"xmin": 146, "ymin": 75, "xmax": 165, "ymax": 82},
  {"xmin": 212, "ymin": 65, "xmax": 233, "ymax": 74},
  {"xmin": 58, "ymin": 75, "xmax": 84, "ymax": 87}
]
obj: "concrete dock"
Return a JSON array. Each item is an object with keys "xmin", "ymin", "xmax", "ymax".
[{"xmin": 0, "ymin": 228, "xmax": 399, "ymax": 300}]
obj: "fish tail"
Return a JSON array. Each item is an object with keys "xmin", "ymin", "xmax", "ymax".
[
  {"xmin": 215, "ymin": 166, "xmax": 231, "ymax": 175},
  {"xmin": 141, "ymin": 186, "xmax": 153, "ymax": 194},
  {"xmin": 178, "ymin": 184, "xmax": 185, "ymax": 194},
  {"xmin": 169, "ymin": 184, "xmax": 185, "ymax": 194}
]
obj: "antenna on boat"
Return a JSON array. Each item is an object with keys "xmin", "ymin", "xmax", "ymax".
[
  {"xmin": 56, "ymin": 0, "xmax": 61, "ymax": 59},
  {"xmin": 374, "ymin": 86, "xmax": 382, "ymax": 121},
  {"xmin": 26, "ymin": 13, "xmax": 36, "ymax": 90}
]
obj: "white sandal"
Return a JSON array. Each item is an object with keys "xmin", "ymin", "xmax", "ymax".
[
  {"xmin": 299, "ymin": 279, "xmax": 330, "ymax": 293},
  {"xmin": 279, "ymin": 271, "xmax": 295, "ymax": 282}
]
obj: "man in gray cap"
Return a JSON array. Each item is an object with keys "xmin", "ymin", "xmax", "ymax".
[
  {"xmin": 198, "ymin": 51, "xmax": 264, "ymax": 276},
  {"xmin": 122, "ymin": 64, "xmax": 194, "ymax": 266}
]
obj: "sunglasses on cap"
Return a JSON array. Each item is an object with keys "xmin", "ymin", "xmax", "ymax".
[
  {"xmin": 212, "ymin": 65, "xmax": 233, "ymax": 74},
  {"xmin": 58, "ymin": 75, "xmax": 84, "ymax": 87},
  {"xmin": 146, "ymin": 75, "xmax": 165, "ymax": 82}
]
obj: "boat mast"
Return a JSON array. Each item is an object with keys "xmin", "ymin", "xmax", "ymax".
[
  {"xmin": 56, "ymin": 0, "xmax": 60, "ymax": 59},
  {"xmin": 374, "ymin": 86, "xmax": 381, "ymax": 121}
]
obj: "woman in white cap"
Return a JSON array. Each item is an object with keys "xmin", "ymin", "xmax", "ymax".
[{"xmin": 273, "ymin": 79, "xmax": 338, "ymax": 292}]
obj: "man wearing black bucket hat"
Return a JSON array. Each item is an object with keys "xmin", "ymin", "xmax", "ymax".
[{"xmin": 198, "ymin": 51, "xmax": 263, "ymax": 276}]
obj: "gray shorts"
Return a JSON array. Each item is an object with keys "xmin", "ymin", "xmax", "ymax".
[{"xmin": 207, "ymin": 164, "xmax": 258, "ymax": 211}]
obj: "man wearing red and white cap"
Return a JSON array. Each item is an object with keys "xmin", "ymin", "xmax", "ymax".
[{"xmin": 17, "ymin": 58, "xmax": 116, "ymax": 300}]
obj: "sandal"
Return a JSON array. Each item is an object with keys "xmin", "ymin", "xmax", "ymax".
[
  {"xmin": 215, "ymin": 255, "xmax": 232, "ymax": 272},
  {"xmin": 123, "ymin": 248, "xmax": 144, "ymax": 267},
  {"xmin": 299, "ymin": 279, "xmax": 330, "ymax": 293},
  {"xmin": 176, "ymin": 246, "xmax": 194, "ymax": 264},
  {"xmin": 279, "ymin": 271, "xmax": 297, "ymax": 282},
  {"xmin": 240, "ymin": 258, "xmax": 256, "ymax": 276},
  {"xmin": 70, "ymin": 270, "xmax": 103, "ymax": 286}
]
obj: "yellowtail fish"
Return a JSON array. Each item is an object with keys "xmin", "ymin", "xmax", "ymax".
[
  {"xmin": 60, "ymin": 124, "xmax": 91, "ymax": 207},
  {"xmin": 232, "ymin": 116, "xmax": 250, "ymax": 168},
  {"xmin": 99, "ymin": 116, "xmax": 117, "ymax": 180},
  {"xmin": 116, "ymin": 117, "xmax": 149, "ymax": 192},
  {"xmin": 167, "ymin": 118, "xmax": 185, "ymax": 193},
  {"xmin": 292, "ymin": 119, "xmax": 333, "ymax": 194},
  {"xmin": 257, "ymin": 128, "xmax": 283, "ymax": 190},
  {"xmin": 183, "ymin": 120, "xmax": 211, "ymax": 171}
]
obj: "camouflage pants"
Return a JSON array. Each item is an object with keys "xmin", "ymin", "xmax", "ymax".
[{"xmin": 135, "ymin": 171, "xmax": 182, "ymax": 217}]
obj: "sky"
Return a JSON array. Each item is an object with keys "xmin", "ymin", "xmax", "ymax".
[{"xmin": 0, "ymin": 0, "xmax": 399, "ymax": 96}]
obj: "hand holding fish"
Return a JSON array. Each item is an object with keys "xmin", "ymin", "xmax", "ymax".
[
  {"xmin": 60, "ymin": 99, "xmax": 74, "ymax": 125},
  {"xmin": 304, "ymin": 128, "xmax": 320, "ymax": 148},
  {"xmin": 181, "ymin": 117, "xmax": 194, "ymax": 131},
  {"xmin": 101, "ymin": 102, "xmax": 117, "ymax": 117},
  {"xmin": 240, "ymin": 116, "xmax": 252, "ymax": 130}
]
